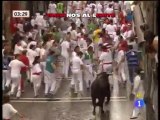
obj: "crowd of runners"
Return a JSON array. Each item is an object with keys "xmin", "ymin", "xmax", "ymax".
[{"xmin": 3, "ymin": 1, "xmax": 137, "ymax": 98}]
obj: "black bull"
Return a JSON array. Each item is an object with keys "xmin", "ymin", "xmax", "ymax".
[{"xmin": 91, "ymin": 72, "xmax": 111, "ymax": 115}]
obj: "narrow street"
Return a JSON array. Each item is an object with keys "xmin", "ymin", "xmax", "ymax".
[{"xmin": 10, "ymin": 58, "xmax": 145, "ymax": 120}]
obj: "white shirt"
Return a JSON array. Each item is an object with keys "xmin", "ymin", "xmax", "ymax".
[
  {"xmin": 99, "ymin": 51, "xmax": 112, "ymax": 64},
  {"xmin": 27, "ymin": 41, "xmax": 37, "ymax": 49},
  {"xmin": 3, "ymin": 103, "xmax": 18, "ymax": 119},
  {"xmin": 105, "ymin": 7, "xmax": 113, "ymax": 14},
  {"xmin": 27, "ymin": 49, "xmax": 38, "ymax": 65},
  {"xmin": 61, "ymin": 41, "xmax": 70, "ymax": 57},
  {"xmin": 35, "ymin": 47, "xmax": 41, "ymax": 56},
  {"xmin": 9, "ymin": 59, "xmax": 25, "ymax": 77},
  {"xmin": 76, "ymin": 1, "xmax": 82, "ymax": 12},
  {"xmin": 71, "ymin": 55, "xmax": 83, "ymax": 72},
  {"xmin": 76, "ymin": 18, "xmax": 82, "ymax": 27},
  {"xmin": 103, "ymin": 23, "xmax": 107, "ymax": 29},
  {"xmin": 31, "ymin": 19, "xmax": 35, "ymax": 27},
  {"xmin": 46, "ymin": 40, "xmax": 54, "ymax": 51},
  {"xmin": 106, "ymin": 24, "xmax": 116, "ymax": 33},
  {"xmin": 72, "ymin": 51, "xmax": 77, "ymax": 58},
  {"xmin": 84, "ymin": 6, "xmax": 91, "ymax": 14},
  {"xmin": 21, "ymin": 40, "xmax": 27, "ymax": 48},
  {"xmin": 124, "ymin": 1, "xmax": 131, "ymax": 11},
  {"xmin": 35, "ymin": 15, "xmax": 44, "ymax": 27},
  {"xmin": 104, "ymin": 1, "xmax": 110, "ymax": 10},
  {"xmin": 78, "ymin": 38, "xmax": 87, "ymax": 53},
  {"xmin": 67, "ymin": 26, "xmax": 72, "ymax": 32},
  {"xmin": 70, "ymin": 30, "xmax": 78, "ymax": 40},
  {"xmin": 40, "ymin": 48, "xmax": 46, "ymax": 60},
  {"xmin": 48, "ymin": 3, "xmax": 57, "ymax": 13},
  {"xmin": 14, "ymin": 44, "xmax": 24, "ymax": 55},
  {"xmin": 32, "ymin": 63, "xmax": 42, "ymax": 74}
]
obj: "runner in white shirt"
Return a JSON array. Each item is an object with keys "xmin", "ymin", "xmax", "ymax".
[
  {"xmin": 130, "ymin": 68, "xmax": 144, "ymax": 119},
  {"xmin": 27, "ymin": 44, "xmax": 38, "ymax": 84},
  {"xmin": 116, "ymin": 47, "xmax": 127, "ymax": 85},
  {"xmin": 27, "ymin": 37, "xmax": 37, "ymax": 49},
  {"xmin": 67, "ymin": 1, "xmax": 73, "ymax": 13},
  {"xmin": 103, "ymin": 1, "xmax": 110, "ymax": 10},
  {"xmin": 3, "ymin": 95, "xmax": 23, "ymax": 120},
  {"xmin": 75, "ymin": 17, "xmax": 82, "ymax": 28},
  {"xmin": 78, "ymin": 33, "xmax": 88, "ymax": 53},
  {"xmin": 81, "ymin": 7, "xmax": 90, "ymax": 27},
  {"xmin": 82, "ymin": 46, "xmax": 94, "ymax": 89},
  {"xmin": 98, "ymin": 44, "xmax": 113, "ymax": 87},
  {"xmin": 71, "ymin": 51, "xmax": 84, "ymax": 95},
  {"xmin": 61, "ymin": 33, "xmax": 71, "ymax": 79},
  {"xmin": 48, "ymin": 2, "xmax": 57, "ymax": 13},
  {"xmin": 113, "ymin": 1, "xmax": 120, "ymax": 18},
  {"xmin": 75, "ymin": 1, "xmax": 82, "ymax": 14},
  {"xmin": 105, "ymin": 4, "xmax": 114, "ymax": 14},
  {"xmin": 14, "ymin": 40, "xmax": 24, "ymax": 55},
  {"xmin": 70, "ymin": 25, "xmax": 78, "ymax": 51},
  {"xmin": 27, "ymin": 45, "xmax": 38, "ymax": 66},
  {"xmin": 31, "ymin": 16, "xmax": 36, "ymax": 27},
  {"xmin": 125, "ymin": 24, "xmax": 134, "ymax": 43},
  {"xmin": 96, "ymin": 2, "xmax": 103, "ymax": 13},
  {"xmin": 98, "ymin": 45, "xmax": 113, "ymax": 74},
  {"xmin": 105, "ymin": 19, "xmax": 116, "ymax": 39},
  {"xmin": 31, "ymin": 56, "xmax": 42, "ymax": 97},
  {"xmin": 124, "ymin": 1, "xmax": 131, "ymax": 13},
  {"xmin": 9, "ymin": 54, "xmax": 27, "ymax": 98}
]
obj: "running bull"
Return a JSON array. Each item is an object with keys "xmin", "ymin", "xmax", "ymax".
[{"xmin": 91, "ymin": 72, "xmax": 111, "ymax": 115}]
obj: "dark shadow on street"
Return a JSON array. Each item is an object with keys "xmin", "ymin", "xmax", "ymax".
[{"xmin": 100, "ymin": 109, "xmax": 110, "ymax": 120}]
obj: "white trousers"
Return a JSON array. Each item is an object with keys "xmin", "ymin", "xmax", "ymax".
[
  {"xmin": 62, "ymin": 55, "xmax": 70, "ymax": 78},
  {"xmin": 10, "ymin": 75, "xmax": 21, "ymax": 97},
  {"xmin": 32, "ymin": 74, "xmax": 41, "ymax": 96},
  {"xmin": 71, "ymin": 69, "xmax": 83, "ymax": 92},
  {"xmin": 118, "ymin": 63, "xmax": 126, "ymax": 82},
  {"xmin": 84, "ymin": 65, "xmax": 93, "ymax": 88},
  {"xmin": 3, "ymin": 70, "xmax": 11, "ymax": 90},
  {"xmin": 44, "ymin": 70, "xmax": 57, "ymax": 94},
  {"xmin": 40, "ymin": 62, "xmax": 46, "ymax": 82}
]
